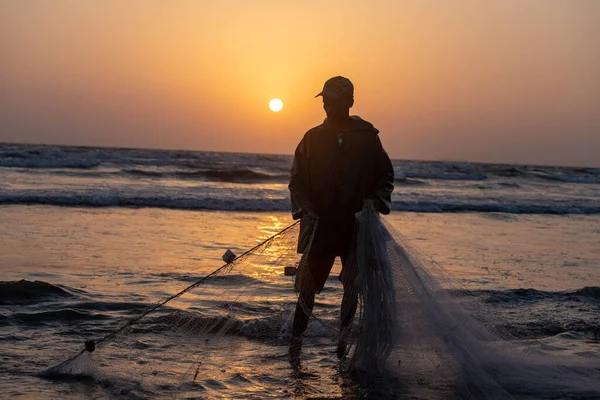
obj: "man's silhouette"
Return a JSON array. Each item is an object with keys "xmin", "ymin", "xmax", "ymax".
[{"xmin": 288, "ymin": 76, "xmax": 394, "ymax": 366}]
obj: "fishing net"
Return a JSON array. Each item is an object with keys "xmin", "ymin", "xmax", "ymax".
[
  {"xmin": 41, "ymin": 215, "xmax": 322, "ymax": 398},
  {"xmin": 41, "ymin": 205, "xmax": 599, "ymax": 399},
  {"xmin": 345, "ymin": 202, "xmax": 599, "ymax": 399}
]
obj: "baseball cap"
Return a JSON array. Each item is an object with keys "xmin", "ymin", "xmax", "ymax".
[{"xmin": 315, "ymin": 76, "xmax": 354, "ymax": 98}]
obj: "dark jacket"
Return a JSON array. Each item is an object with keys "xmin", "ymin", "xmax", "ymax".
[{"xmin": 289, "ymin": 116, "xmax": 394, "ymax": 255}]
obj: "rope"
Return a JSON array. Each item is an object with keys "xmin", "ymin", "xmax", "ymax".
[{"xmin": 49, "ymin": 220, "xmax": 301, "ymax": 371}]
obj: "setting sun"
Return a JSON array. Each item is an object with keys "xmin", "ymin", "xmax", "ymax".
[{"xmin": 269, "ymin": 98, "xmax": 283, "ymax": 112}]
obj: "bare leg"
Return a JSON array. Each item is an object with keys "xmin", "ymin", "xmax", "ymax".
[
  {"xmin": 289, "ymin": 253, "xmax": 335, "ymax": 367},
  {"xmin": 338, "ymin": 253, "xmax": 358, "ymax": 358},
  {"xmin": 340, "ymin": 286, "xmax": 358, "ymax": 331},
  {"xmin": 289, "ymin": 267, "xmax": 316, "ymax": 367},
  {"xmin": 292, "ymin": 286, "xmax": 316, "ymax": 337}
]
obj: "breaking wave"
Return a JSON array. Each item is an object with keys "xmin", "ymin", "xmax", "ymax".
[
  {"xmin": 451, "ymin": 287, "xmax": 600, "ymax": 339},
  {"xmin": 392, "ymin": 201, "xmax": 600, "ymax": 214},
  {"xmin": 122, "ymin": 168, "xmax": 288, "ymax": 182},
  {"xmin": 458, "ymin": 286, "xmax": 600, "ymax": 303},
  {"xmin": 0, "ymin": 280, "xmax": 74, "ymax": 305},
  {"xmin": 3, "ymin": 279, "xmax": 596, "ymax": 342},
  {"xmin": 2, "ymin": 193, "xmax": 599, "ymax": 214},
  {"xmin": 5, "ymin": 309, "xmax": 110, "ymax": 325},
  {"xmin": 2, "ymin": 143, "xmax": 600, "ymax": 184},
  {"xmin": 405, "ymin": 172, "xmax": 488, "ymax": 181}
]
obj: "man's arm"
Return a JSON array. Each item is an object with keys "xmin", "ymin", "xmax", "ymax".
[
  {"xmin": 370, "ymin": 135, "xmax": 394, "ymax": 214},
  {"xmin": 289, "ymin": 137, "xmax": 312, "ymax": 220}
]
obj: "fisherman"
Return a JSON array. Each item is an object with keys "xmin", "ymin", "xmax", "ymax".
[{"xmin": 288, "ymin": 76, "xmax": 394, "ymax": 366}]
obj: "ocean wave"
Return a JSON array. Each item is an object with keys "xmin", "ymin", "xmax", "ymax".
[
  {"xmin": 66, "ymin": 301, "xmax": 147, "ymax": 313},
  {"xmin": 498, "ymin": 321, "xmax": 600, "ymax": 339},
  {"xmin": 452, "ymin": 287, "xmax": 600, "ymax": 339},
  {"xmin": 121, "ymin": 169, "xmax": 164, "ymax": 178},
  {"xmin": 7, "ymin": 166, "xmax": 289, "ymax": 184},
  {"xmin": 452, "ymin": 287, "xmax": 600, "ymax": 304},
  {"xmin": 0, "ymin": 158, "xmax": 101, "ymax": 169},
  {"xmin": 393, "ymin": 176, "xmax": 427, "ymax": 185},
  {"xmin": 3, "ymin": 143, "xmax": 600, "ymax": 186},
  {"xmin": 405, "ymin": 172, "xmax": 488, "ymax": 181},
  {"xmin": 189, "ymin": 168, "xmax": 287, "ymax": 182},
  {"xmin": 496, "ymin": 182, "xmax": 521, "ymax": 188},
  {"xmin": 4, "ymin": 309, "xmax": 110, "ymax": 325},
  {"xmin": 2, "ymin": 193, "xmax": 599, "ymax": 215},
  {"xmin": 574, "ymin": 286, "xmax": 600, "ymax": 300},
  {"xmin": 488, "ymin": 167, "xmax": 524, "ymax": 177},
  {"xmin": 121, "ymin": 168, "xmax": 287, "ymax": 182},
  {"xmin": 0, "ymin": 193, "xmax": 288, "ymax": 211},
  {"xmin": 0, "ymin": 144, "xmax": 292, "ymax": 171},
  {"xmin": 0, "ymin": 280, "xmax": 74, "ymax": 305},
  {"xmin": 391, "ymin": 201, "xmax": 600, "ymax": 215},
  {"xmin": 527, "ymin": 170, "xmax": 600, "ymax": 184}
]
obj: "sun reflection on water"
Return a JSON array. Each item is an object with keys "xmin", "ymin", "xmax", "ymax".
[{"xmin": 250, "ymin": 215, "xmax": 299, "ymax": 282}]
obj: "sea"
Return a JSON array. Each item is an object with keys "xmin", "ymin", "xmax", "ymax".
[{"xmin": 0, "ymin": 142, "xmax": 599, "ymax": 399}]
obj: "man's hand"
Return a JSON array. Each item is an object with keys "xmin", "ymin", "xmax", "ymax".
[{"xmin": 292, "ymin": 205, "xmax": 316, "ymax": 220}]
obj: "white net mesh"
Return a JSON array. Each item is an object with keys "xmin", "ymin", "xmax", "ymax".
[
  {"xmin": 40, "ymin": 206, "xmax": 599, "ymax": 399},
  {"xmin": 41, "ymin": 217, "xmax": 320, "ymax": 397},
  {"xmin": 346, "ymin": 203, "xmax": 599, "ymax": 399}
]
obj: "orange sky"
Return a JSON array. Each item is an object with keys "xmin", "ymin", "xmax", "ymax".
[{"xmin": 1, "ymin": 1, "xmax": 599, "ymax": 166}]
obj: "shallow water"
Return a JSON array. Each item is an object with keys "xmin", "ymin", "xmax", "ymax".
[{"xmin": 1, "ymin": 206, "xmax": 599, "ymax": 398}]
